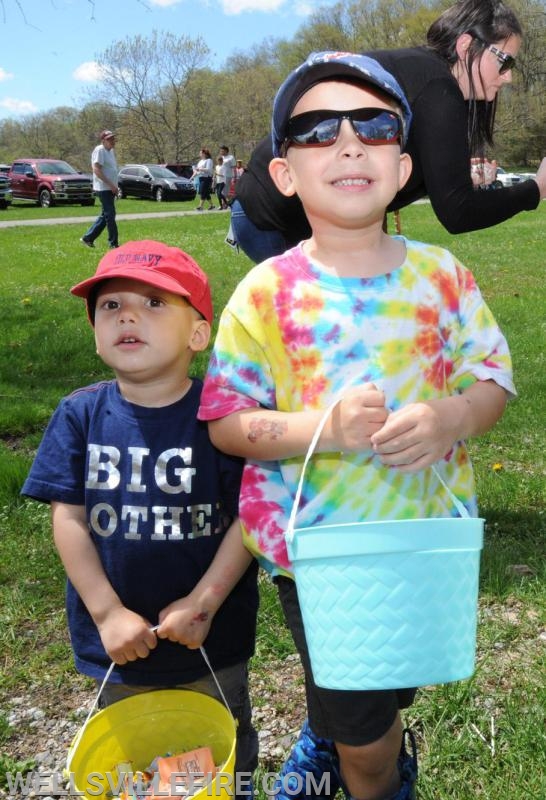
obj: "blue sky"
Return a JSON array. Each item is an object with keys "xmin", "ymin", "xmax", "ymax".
[{"xmin": 0, "ymin": 0, "xmax": 338, "ymax": 120}]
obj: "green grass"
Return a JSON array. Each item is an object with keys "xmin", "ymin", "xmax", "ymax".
[
  {"xmin": 0, "ymin": 209, "xmax": 247, "ymax": 440},
  {"xmin": 0, "ymin": 203, "xmax": 545, "ymax": 798},
  {"xmin": 1, "ymin": 195, "xmax": 202, "ymax": 220}
]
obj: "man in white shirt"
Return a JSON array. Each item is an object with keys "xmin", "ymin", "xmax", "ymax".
[{"xmin": 81, "ymin": 130, "xmax": 119, "ymax": 249}]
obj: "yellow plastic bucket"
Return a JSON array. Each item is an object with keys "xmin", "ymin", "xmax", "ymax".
[{"xmin": 66, "ymin": 689, "xmax": 236, "ymax": 800}]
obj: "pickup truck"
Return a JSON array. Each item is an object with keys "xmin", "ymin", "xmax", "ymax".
[{"xmin": 9, "ymin": 158, "xmax": 95, "ymax": 207}]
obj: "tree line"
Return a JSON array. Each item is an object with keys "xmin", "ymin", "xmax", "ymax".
[{"xmin": 0, "ymin": 0, "xmax": 544, "ymax": 171}]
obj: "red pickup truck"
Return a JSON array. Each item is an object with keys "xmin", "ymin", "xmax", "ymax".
[{"xmin": 8, "ymin": 158, "xmax": 95, "ymax": 208}]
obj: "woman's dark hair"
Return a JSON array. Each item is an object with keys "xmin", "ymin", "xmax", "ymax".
[
  {"xmin": 200, "ymin": 148, "xmax": 211, "ymax": 158},
  {"xmin": 427, "ymin": 0, "xmax": 522, "ymax": 155}
]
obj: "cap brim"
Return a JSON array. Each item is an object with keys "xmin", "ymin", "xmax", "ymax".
[{"xmin": 71, "ymin": 269, "xmax": 191, "ymax": 300}]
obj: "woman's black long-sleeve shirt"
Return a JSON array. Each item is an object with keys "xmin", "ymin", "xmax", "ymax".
[{"xmin": 236, "ymin": 47, "xmax": 539, "ymax": 240}]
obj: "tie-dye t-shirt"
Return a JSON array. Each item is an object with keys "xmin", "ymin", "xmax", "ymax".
[{"xmin": 199, "ymin": 239, "xmax": 514, "ymax": 575}]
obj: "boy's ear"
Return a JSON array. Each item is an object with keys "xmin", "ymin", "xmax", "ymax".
[
  {"xmin": 398, "ymin": 152, "xmax": 413, "ymax": 192},
  {"xmin": 269, "ymin": 157, "xmax": 297, "ymax": 197},
  {"xmin": 190, "ymin": 319, "xmax": 211, "ymax": 352}
]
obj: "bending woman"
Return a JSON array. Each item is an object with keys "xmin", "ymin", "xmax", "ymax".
[{"xmin": 231, "ymin": 0, "xmax": 546, "ymax": 262}]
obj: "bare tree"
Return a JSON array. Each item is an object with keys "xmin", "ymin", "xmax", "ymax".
[{"xmin": 90, "ymin": 30, "xmax": 210, "ymax": 162}]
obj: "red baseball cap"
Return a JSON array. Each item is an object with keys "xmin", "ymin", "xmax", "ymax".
[
  {"xmin": 71, "ymin": 240, "xmax": 213, "ymax": 325},
  {"xmin": 100, "ymin": 130, "xmax": 116, "ymax": 140}
]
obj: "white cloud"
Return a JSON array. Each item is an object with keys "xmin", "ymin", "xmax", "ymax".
[
  {"xmin": 221, "ymin": 0, "xmax": 286, "ymax": 14},
  {"xmin": 73, "ymin": 61, "xmax": 108, "ymax": 82},
  {"xmin": 0, "ymin": 67, "xmax": 15, "ymax": 82},
  {"xmin": 294, "ymin": 0, "xmax": 314, "ymax": 14},
  {"xmin": 0, "ymin": 97, "xmax": 38, "ymax": 114}
]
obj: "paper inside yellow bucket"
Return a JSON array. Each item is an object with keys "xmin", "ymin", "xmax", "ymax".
[{"xmin": 66, "ymin": 689, "xmax": 236, "ymax": 800}]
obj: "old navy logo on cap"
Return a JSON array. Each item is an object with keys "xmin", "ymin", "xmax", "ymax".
[{"xmin": 111, "ymin": 252, "xmax": 164, "ymax": 268}]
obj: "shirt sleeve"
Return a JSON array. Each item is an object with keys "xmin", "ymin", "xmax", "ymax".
[
  {"xmin": 21, "ymin": 398, "xmax": 88, "ymax": 505},
  {"xmin": 446, "ymin": 259, "xmax": 516, "ymax": 397},
  {"xmin": 409, "ymin": 79, "xmax": 540, "ymax": 233},
  {"xmin": 198, "ymin": 306, "xmax": 276, "ymax": 421}
]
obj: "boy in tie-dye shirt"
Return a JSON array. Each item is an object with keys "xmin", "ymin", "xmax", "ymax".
[{"xmin": 199, "ymin": 52, "xmax": 514, "ymax": 800}]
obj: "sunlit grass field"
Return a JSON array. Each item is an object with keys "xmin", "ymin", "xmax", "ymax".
[{"xmin": 0, "ymin": 202, "xmax": 544, "ymax": 798}]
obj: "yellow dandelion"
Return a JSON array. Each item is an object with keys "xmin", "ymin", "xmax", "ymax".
[{"xmin": 492, "ymin": 463, "xmax": 503, "ymax": 472}]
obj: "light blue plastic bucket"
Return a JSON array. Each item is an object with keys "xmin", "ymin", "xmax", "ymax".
[{"xmin": 285, "ymin": 396, "xmax": 484, "ymax": 691}]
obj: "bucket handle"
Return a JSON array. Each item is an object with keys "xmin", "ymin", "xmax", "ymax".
[
  {"xmin": 286, "ymin": 392, "xmax": 469, "ymax": 544},
  {"xmin": 66, "ymin": 639, "xmax": 232, "ymax": 773}
]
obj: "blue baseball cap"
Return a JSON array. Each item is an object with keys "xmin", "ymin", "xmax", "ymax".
[{"xmin": 272, "ymin": 51, "xmax": 412, "ymax": 156}]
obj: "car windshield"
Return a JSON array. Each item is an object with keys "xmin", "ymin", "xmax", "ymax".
[
  {"xmin": 147, "ymin": 166, "xmax": 179, "ymax": 179},
  {"xmin": 39, "ymin": 161, "xmax": 78, "ymax": 175}
]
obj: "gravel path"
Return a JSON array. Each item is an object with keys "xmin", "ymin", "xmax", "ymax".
[{"xmin": 2, "ymin": 655, "xmax": 306, "ymax": 799}]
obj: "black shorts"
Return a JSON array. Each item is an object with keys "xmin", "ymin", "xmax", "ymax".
[{"xmin": 276, "ymin": 576, "xmax": 417, "ymax": 746}]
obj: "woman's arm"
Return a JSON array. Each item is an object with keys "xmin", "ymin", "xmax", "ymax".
[{"xmin": 409, "ymin": 79, "xmax": 540, "ymax": 233}]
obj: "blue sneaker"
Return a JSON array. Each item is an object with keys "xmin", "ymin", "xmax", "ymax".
[{"xmin": 273, "ymin": 719, "xmax": 341, "ymax": 799}]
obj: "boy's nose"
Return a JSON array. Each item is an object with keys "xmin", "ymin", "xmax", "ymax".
[
  {"xmin": 117, "ymin": 304, "xmax": 137, "ymax": 323},
  {"xmin": 338, "ymin": 119, "xmax": 367, "ymax": 155}
]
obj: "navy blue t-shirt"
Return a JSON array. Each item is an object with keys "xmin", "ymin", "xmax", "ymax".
[{"xmin": 22, "ymin": 379, "xmax": 258, "ymax": 684}]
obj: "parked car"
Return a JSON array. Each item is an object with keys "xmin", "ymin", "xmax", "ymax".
[
  {"xmin": 117, "ymin": 164, "xmax": 196, "ymax": 202},
  {"xmin": 9, "ymin": 159, "xmax": 94, "ymax": 207},
  {"xmin": 0, "ymin": 168, "xmax": 12, "ymax": 208},
  {"xmin": 494, "ymin": 167, "xmax": 523, "ymax": 187},
  {"xmin": 160, "ymin": 162, "xmax": 194, "ymax": 180},
  {"xmin": 515, "ymin": 171, "xmax": 536, "ymax": 182}
]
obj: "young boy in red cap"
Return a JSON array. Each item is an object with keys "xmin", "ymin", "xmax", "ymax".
[{"xmin": 22, "ymin": 240, "xmax": 258, "ymax": 794}]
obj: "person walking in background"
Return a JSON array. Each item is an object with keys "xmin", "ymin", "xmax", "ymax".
[
  {"xmin": 214, "ymin": 156, "xmax": 229, "ymax": 210},
  {"xmin": 219, "ymin": 146, "xmax": 236, "ymax": 201},
  {"xmin": 193, "ymin": 148, "xmax": 215, "ymax": 211},
  {"xmin": 80, "ymin": 130, "xmax": 119, "ymax": 250}
]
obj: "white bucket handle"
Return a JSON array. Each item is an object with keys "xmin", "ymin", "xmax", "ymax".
[
  {"xmin": 286, "ymin": 391, "xmax": 469, "ymax": 544},
  {"xmin": 66, "ymin": 640, "xmax": 232, "ymax": 772}
]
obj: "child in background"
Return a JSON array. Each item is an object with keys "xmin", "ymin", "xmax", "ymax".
[
  {"xmin": 198, "ymin": 52, "xmax": 514, "ymax": 800},
  {"xmin": 214, "ymin": 156, "xmax": 229, "ymax": 210},
  {"xmin": 22, "ymin": 240, "xmax": 259, "ymax": 796}
]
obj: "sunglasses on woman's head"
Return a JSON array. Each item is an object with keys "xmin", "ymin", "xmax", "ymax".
[{"xmin": 283, "ymin": 107, "xmax": 403, "ymax": 150}]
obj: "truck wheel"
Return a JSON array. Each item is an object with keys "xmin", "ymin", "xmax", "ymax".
[{"xmin": 38, "ymin": 189, "xmax": 52, "ymax": 208}]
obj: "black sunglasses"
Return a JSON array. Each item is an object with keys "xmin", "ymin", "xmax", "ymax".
[
  {"xmin": 284, "ymin": 107, "xmax": 403, "ymax": 150},
  {"xmin": 486, "ymin": 44, "xmax": 516, "ymax": 74},
  {"xmin": 475, "ymin": 38, "xmax": 516, "ymax": 74}
]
